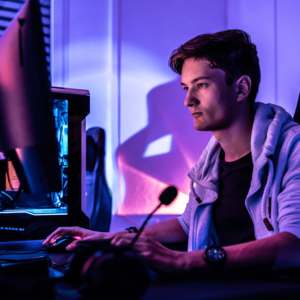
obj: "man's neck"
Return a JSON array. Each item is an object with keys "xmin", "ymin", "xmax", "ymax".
[{"xmin": 214, "ymin": 116, "xmax": 253, "ymax": 163}]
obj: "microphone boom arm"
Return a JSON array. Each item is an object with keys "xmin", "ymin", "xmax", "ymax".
[{"xmin": 129, "ymin": 202, "xmax": 162, "ymax": 248}]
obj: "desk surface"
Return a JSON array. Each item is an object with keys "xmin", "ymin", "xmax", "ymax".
[
  {"xmin": 142, "ymin": 275, "xmax": 300, "ymax": 300},
  {"xmin": 1, "ymin": 240, "xmax": 300, "ymax": 300},
  {"xmin": 0, "ymin": 239, "xmax": 73, "ymax": 275}
]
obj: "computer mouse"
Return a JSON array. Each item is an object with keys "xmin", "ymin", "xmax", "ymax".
[{"xmin": 44, "ymin": 235, "xmax": 77, "ymax": 253}]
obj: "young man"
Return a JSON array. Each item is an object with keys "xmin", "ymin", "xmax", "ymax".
[{"xmin": 44, "ymin": 30, "xmax": 300, "ymax": 274}]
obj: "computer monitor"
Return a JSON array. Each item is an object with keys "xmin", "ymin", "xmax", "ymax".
[
  {"xmin": 0, "ymin": 0, "xmax": 61, "ymax": 194},
  {"xmin": 0, "ymin": 0, "xmax": 90, "ymax": 240}
]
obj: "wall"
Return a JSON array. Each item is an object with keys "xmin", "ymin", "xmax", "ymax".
[
  {"xmin": 51, "ymin": 0, "xmax": 119, "ymax": 214},
  {"xmin": 118, "ymin": 0, "xmax": 225, "ymax": 214},
  {"xmin": 52, "ymin": 0, "xmax": 300, "ymax": 216}
]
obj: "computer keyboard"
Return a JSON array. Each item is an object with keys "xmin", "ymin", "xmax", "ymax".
[{"xmin": 0, "ymin": 227, "xmax": 24, "ymax": 232}]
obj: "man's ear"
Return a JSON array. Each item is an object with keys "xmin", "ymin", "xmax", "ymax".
[{"xmin": 236, "ymin": 75, "xmax": 251, "ymax": 102}]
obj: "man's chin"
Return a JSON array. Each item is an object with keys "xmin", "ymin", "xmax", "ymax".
[{"xmin": 194, "ymin": 123, "xmax": 210, "ymax": 131}]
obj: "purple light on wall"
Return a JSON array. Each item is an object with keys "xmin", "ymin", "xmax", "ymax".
[{"xmin": 52, "ymin": 0, "xmax": 300, "ymax": 215}]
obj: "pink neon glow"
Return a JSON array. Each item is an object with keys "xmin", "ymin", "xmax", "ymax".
[
  {"xmin": 48, "ymin": 234, "xmax": 82, "ymax": 244},
  {"xmin": 117, "ymin": 159, "xmax": 189, "ymax": 215}
]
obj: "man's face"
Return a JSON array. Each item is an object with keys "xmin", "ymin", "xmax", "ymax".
[{"xmin": 181, "ymin": 58, "xmax": 238, "ymax": 132}]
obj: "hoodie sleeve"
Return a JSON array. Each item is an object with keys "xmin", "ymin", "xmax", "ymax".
[
  {"xmin": 277, "ymin": 131, "xmax": 300, "ymax": 239},
  {"xmin": 177, "ymin": 192, "xmax": 193, "ymax": 236}
]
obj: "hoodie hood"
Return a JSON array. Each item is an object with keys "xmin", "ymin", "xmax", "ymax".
[
  {"xmin": 187, "ymin": 102, "xmax": 298, "ymax": 231},
  {"xmin": 251, "ymin": 102, "xmax": 295, "ymax": 164}
]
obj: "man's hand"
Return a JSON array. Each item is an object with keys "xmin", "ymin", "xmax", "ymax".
[
  {"xmin": 43, "ymin": 226, "xmax": 117, "ymax": 251},
  {"xmin": 111, "ymin": 233, "xmax": 187, "ymax": 274}
]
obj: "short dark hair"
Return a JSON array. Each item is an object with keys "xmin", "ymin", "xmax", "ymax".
[{"xmin": 169, "ymin": 29, "xmax": 261, "ymax": 104}]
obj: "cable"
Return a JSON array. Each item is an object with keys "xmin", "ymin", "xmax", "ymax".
[
  {"xmin": 0, "ymin": 184, "xmax": 22, "ymax": 211},
  {"xmin": 0, "ymin": 191, "xmax": 13, "ymax": 201},
  {"xmin": 0, "ymin": 190, "xmax": 31, "ymax": 208},
  {"xmin": 0, "ymin": 192, "xmax": 12, "ymax": 208}
]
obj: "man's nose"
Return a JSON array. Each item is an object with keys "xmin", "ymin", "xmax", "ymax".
[{"xmin": 184, "ymin": 91, "xmax": 199, "ymax": 107}]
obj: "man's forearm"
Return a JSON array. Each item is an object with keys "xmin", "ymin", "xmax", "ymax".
[
  {"xmin": 180, "ymin": 231, "xmax": 300, "ymax": 273},
  {"xmin": 143, "ymin": 217, "xmax": 188, "ymax": 244},
  {"xmin": 225, "ymin": 231, "xmax": 300, "ymax": 271}
]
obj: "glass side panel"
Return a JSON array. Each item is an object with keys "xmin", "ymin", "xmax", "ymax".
[{"xmin": 52, "ymin": 99, "xmax": 68, "ymax": 209}]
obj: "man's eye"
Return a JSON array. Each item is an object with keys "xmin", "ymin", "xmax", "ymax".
[
  {"xmin": 183, "ymin": 87, "xmax": 188, "ymax": 92},
  {"xmin": 198, "ymin": 83, "xmax": 207, "ymax": 88}
]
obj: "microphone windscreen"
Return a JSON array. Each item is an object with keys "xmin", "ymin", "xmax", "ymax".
[{"xmin": 159, "ymin": 186, "xmax": 178, "ymax": 206}]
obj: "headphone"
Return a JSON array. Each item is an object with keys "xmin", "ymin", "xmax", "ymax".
[{"xmin": 65, "ymin": 243, "xmax": 149, "ymax": 300}]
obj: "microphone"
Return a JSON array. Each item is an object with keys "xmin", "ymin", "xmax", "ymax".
[
  {"xmin": 130, "ymin": 186, "xmax": 178, "ymax": 248},
  {"xmin": 159, "ymin": 185, "xmax": 178, "ymax": 205}
]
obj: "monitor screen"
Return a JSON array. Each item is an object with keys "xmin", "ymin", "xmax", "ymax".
[{"xmin": 0, "ymin": 0, "xmax": 61, "ymax": 194}]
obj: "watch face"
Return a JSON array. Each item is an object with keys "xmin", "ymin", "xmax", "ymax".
[{"xmin": 204, "ymin": 245, "xmax": 226, "ymax": 263}]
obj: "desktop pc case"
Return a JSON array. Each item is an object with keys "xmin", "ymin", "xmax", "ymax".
[{"xmin": 0, "ymin": 87, "xmax": 90, "ymax": 241}]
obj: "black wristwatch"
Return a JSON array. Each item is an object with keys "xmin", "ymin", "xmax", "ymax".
[{"xmin": 203, "ymin": 244, "xmax": 226, "ymax": 273}]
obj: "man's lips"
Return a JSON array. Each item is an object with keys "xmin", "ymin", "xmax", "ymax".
[{"xmin": 191, "ymin": 112, "xmax": 203, "ymax": 117}]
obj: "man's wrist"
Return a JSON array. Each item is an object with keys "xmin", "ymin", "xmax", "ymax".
[
  {"xmin": 125, "ymin": 226, "xmax": 138, "ymax": 233},
  {"xmin": 178, "ymin": 250, "xmax": 210, "ymax": 273},
  {"xmin": 203, "ymin": 245, "xmax": 227, "ymax": 273},
  {"xmin": 105, "ymin": 231, "xmax": 128, "ymax": 239}
]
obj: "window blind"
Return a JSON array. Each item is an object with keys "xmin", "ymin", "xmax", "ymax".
[{"xmin": 0, "ymin": 0, "xmax": 51, "ymax": 82}]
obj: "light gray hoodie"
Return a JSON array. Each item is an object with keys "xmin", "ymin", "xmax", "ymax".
[{"xmin": 178, "ymin": 102, "xmax": 300, "ymax": 251}]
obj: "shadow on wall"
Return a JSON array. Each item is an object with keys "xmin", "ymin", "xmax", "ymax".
[{"xmin": 118, "ymin": 78, "xmax": 212, "ymax": 214}]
